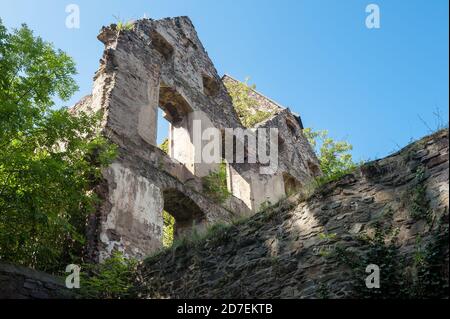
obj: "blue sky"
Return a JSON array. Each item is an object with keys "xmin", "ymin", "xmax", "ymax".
[{"xmin": 0, "ymin": 0, "xmax": 448, "ymax": 161}]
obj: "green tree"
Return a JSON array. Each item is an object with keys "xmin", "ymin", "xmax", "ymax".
[
  {"xmin": 225, "ymin": 77, "xmax": 356, "ymax": 183},
  {"xmin": 0, "ymin": 20, "xmax": 116, "ymax": 272},
  {"xmin": 303, "ymin": 128, "xmax": 356, "ymax": 182}
]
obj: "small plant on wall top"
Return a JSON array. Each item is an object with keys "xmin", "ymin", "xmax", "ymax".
[{"xmin": 113, "ymin": 16, "xmax": 134, "ymax": 31}]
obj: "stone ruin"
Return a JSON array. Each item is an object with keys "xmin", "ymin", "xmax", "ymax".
[{"xmin": 71, "ymin": 16, "xmax": 321, "ymax": 262}]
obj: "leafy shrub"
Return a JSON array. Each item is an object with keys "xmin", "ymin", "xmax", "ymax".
[
  {"xmin": 202, "ymin": 162, "xmax": 231, "ymax": 203},
  {"xmin": 406, "ymin": 166, "xmax": 431, "ymax": 222},
  {"xmin": 334, "ymin": 227, "xmax": 405, "ymax": 298},
  {"xmin": 80, "ymin": 252, "xmax": 138, "ymax": 299},
  {"xmin": 334, "ymin": 218, "xmax": 449, "ymax": 298}
]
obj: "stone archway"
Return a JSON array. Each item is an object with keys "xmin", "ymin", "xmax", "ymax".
[
  {"xmin": 159, "ymin": 84, "xmax": 193, "ymax": 125},
  {"xmin": 162, "ymin": 188, "xmax": 206, "ymax": 240}
]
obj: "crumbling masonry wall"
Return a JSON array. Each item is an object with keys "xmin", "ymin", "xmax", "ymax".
[
  {"xmin": 73, "ymin": 16, "xmax": 321, "ymax": 261},
  {"xmin": 135, "ymin": 129, "xmax": 449, "ymax": 298}
]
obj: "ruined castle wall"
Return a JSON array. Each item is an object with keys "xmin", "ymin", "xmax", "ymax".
[
  {"xmin": 85, "ymin": 134, "xmax": 247, "ymax": 261},
  {"xmin": 258, "ymin": 109, "xmax": 322, "ymax": 184},
  {"xmin": 98, "ymin": 162, "xmax": 164, "ymax": 261},
  {"xmin": 228, "ymin": 163, "xmax": 287, "ymax": 212},
  {"xmin": 250, "ymin": 173, "xmax": 286, "ymax": 211},
  {"xmin": 222, "ymin": 75, "xmax": 282, "ymax": 114},
  {"xmin": 170, "ymin": 110, "xmax": 220, "ymax": 177},
  {"xmin": 74, "ymin": 16, "xmax": 321, "ymax": 261},
  {"xmin": 227, "ymin": 164, "xmax": 253, "ymax": 210},
  {"xmin": 78, "ymin": 17, "xmax": 250, "ymax": 260},
  {"xmin": 221, "ymin": 75, "xmax": 321, "ymax": 206},
  {"xmin": 0, "ymin": 262, "xmax": 75, "ymax": 299},
  {"xmin": 135, "ymin": 129, "xmax": 449, "ymax": 298}
]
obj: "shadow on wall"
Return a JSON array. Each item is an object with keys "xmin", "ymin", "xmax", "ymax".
[{"xmin": 162, "ymin": 188, "xmax": 206, "ymax": 239}]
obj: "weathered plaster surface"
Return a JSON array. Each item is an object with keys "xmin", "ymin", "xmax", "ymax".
[
  {"xmin": 99, "ymin": 163, "xmax": 164, "ymax": 261},
  {"xmin": 71, "ymin": 16, "xmax": 321, "ymax": 260}
]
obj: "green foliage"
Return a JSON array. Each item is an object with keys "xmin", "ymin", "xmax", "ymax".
[
  {"xmin": 406, "ymin": 166, "xmax": 431, "ymax": 222},
  {"xmin": 303, "ymin": 128, "xmax": 356, "ymax": 183},
  {"xmin": 0, "ymin": 20, "xmax": 117, "ymax": 272},
  {"xmin": 202, "ymin": 162, "xmax": 231, "ymax": 203},
  {"xmin": 113, "ymin": 16, "xmax": 134, "ymax": 31},
  {"xmin": 80, "ymin": 252, "xmax": 138, "ymax": 299},
  {"xmin": 258, "ymin": 200, "xmax": 273, "ymax": 213},
  {"xmin": 334, "ymin": 227, "xmax": 405, "ymax": 298},
  {"xmin": 317, "ymin": 282, "xmax": 330, "ymax": 299},
  {"xmin": 334, "ymin": 218, "xmax": 449, "ymax": 298},
  {"xmin": 247, "ymin": 110, "xmax": 274, "ymax": 127},
  {"xmin": 411, "ymin": 221, "xmax": 449, "ymax": 298},
  {"xmin": 224, "ymin": 77, "xmax": 274, "ymax": 127},
  {"xmin": 145, "ymin": 221, "xmax": 234, "ymax": 263},
  {"xmin": 318, "ymin": 232, "xmax": 337, "ymax": 241},
  {"xmin": 177, "ymin": 222, "xmax": 232, "ymax": 249},
  {"xmin": 162, "ymin": 210, "xmax": 175, "ymax": 248},
  {"xmin": 159, "ymin": 138, "xmax": 169, "ymax": 154}
]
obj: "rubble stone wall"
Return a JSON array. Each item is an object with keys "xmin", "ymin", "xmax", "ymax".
[
  {"xmin": 135, "ymin": 129, "xmax": 449, "ymax": 298},
  {"xmin": 0, "ymin": 262, "xmax": 75, "ymax": 299}
]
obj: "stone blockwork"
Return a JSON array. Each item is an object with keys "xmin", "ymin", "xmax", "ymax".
[
  {"xmin": 0, "ymin": 262, "xmax": 75, "ymax": 299},
  {"xmin": 257, "ymin": 109, "xmax": 321, "ymax": 187},
  {"xmin": 73, "ymin": 16, "xmax": 320, "ymax": 261},
  {"xmin": 134, "ymin": 129, "xmax": 449, "ymax": 298}
]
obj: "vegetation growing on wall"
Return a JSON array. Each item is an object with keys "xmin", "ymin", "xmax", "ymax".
[
  {"xmin": 224, "ymin": 78, "xmax": 274, "ymax": 127},
  {"xmin": 80, "ymin": 252, "xmax": 138, "ymax": 299},
  {"xmin": 202, "ymin": 162, "xmax": 231, "ymax": 204},
  {"xmin": 113, "ymin": 16, "xmax": 134, "ymax": 31},
  {"xmin": 0, "ymin": 20, "xmax": 117, "ymax": 273},
  {"xmin": 159, "ymin": 138, "xmax": 169, "ymax": 154},
  {"xmin": 162, "ymin": 210, "xmax": 175, "ymax": 247},
  {"xmin": 333, "ymin": 216, "xmax": 449, "ymax": 298},
  {"xmin": 405, "ymin": 165, "xmax": 432, "ymax": 223},
  {"xmin": 225, "ymin": 76, "xmax": 357, "ymax": 185}
]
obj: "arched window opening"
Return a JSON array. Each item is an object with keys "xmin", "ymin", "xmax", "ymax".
[
  {"xmin": 156, "ymin": 84, "xmax": 193, "ymax": 159},
  {"xmin": 162, "ymin": 188, "xmax": 206, "ymax": 247}
]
